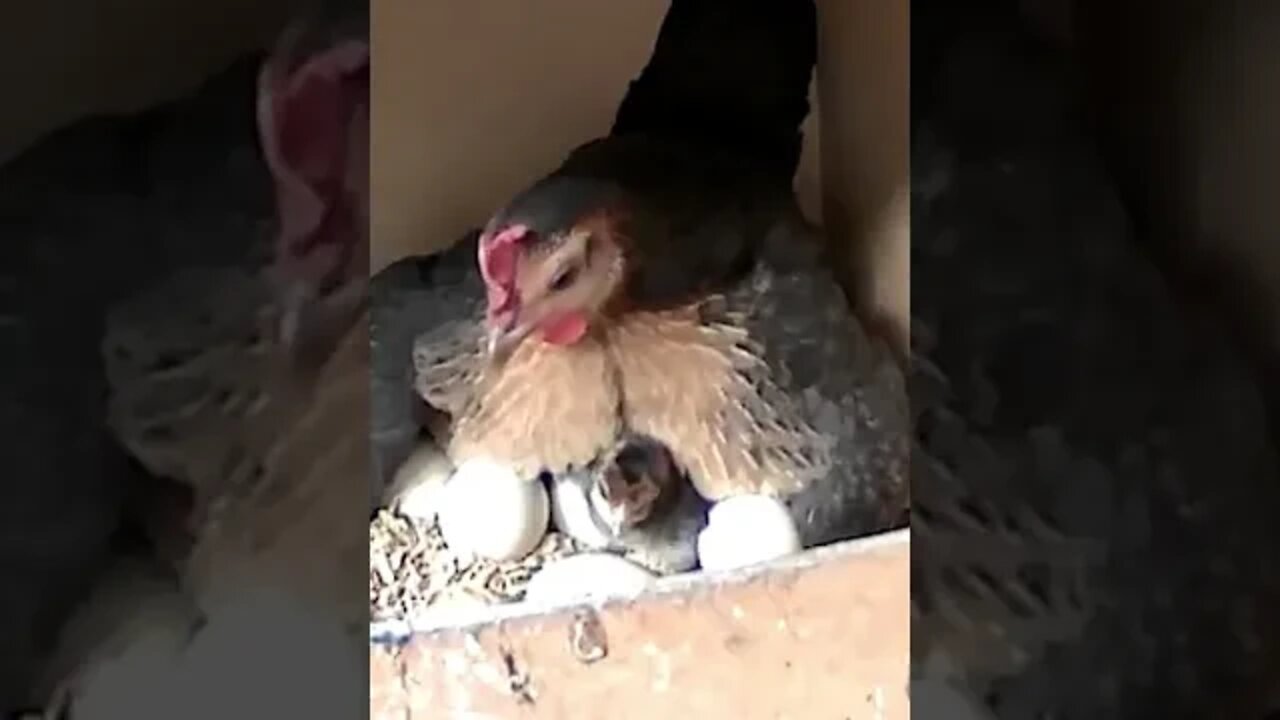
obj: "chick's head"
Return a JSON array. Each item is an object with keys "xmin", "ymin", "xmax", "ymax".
[{"xmin": 589, "ymin": 438, "xmax": 681, "ymax": 536}]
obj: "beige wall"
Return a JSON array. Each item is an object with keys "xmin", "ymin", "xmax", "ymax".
[
  {"xmin": 0, "ymin": 0, "xmax": 294, "ymax": 163},
  {"xmin": 372, "ymin": 1, "xmax": 666, "ymax": 266},
  {"xmin": 815, "ymin": 0, "xmax": 910, "ymax": 356},
  {"xmin": 4, "ymin": 0, "xmax": 910, "ymax": 354},
  {"xmin": 371, "ymin": 0, "xmax": 909, "ymax": 354}
]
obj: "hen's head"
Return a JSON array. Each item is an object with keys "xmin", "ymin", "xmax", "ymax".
[
  {"xmin": 478, "ymin": 176, "xmax": 629, "ymax": 358},
  {"xmin": 589, "ymin": 438, "xmax": 680, "ymax": 535}
]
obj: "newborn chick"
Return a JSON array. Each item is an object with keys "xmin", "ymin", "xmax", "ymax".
[{"xmin": 549, "ymin": 435, "xmax": 708, "ymax": 575}]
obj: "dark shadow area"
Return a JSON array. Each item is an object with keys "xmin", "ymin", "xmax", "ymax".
[
  {"xmin": 910, "ymin": 0, "xmax": 1280, "ymax": 717},
  {"xmin": 0, "ymin": 0, "xmax": 369, "ymax": 715}
]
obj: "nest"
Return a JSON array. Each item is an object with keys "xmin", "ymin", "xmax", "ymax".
[{"xmin": 368, "ymin": 510, "xmax": 582, "ymax": 622}]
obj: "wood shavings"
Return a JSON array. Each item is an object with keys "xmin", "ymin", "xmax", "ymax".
[{"xmin": 369, "ymin": 510, "xmax": 582, "ymax": 622}]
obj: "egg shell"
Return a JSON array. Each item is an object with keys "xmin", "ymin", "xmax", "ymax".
[
  {"xmin": 387, "ymin": 442, "xmax": 454, "ymax": 521},
  {"xmin": 437, "ymin": 458, "xmax": 549, "ymax": 561},
  {"xmin": 524, "ymin": 552, "xmax": 656, "ymax": 604},
  {"xmin": 697, "ymin": 494, "xmax": 802, "ymax": 572}
]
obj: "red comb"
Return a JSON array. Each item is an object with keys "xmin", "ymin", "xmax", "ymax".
[
  {"xmin": 479, "ymin": 224, "xmax": 529, "ymax": 315},
  {"xmin": 258, "ymin": 21, "xmax": 369, "ymax": 290}
]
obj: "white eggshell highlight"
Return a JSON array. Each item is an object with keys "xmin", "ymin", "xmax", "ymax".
[
  {"xmin": 388, "ymin": 442, "xmax": 454, "ymax": 521},
  {"xmin": 524, "ymin": 553, "xmax": 656, "ymax": 604},
  {"xmin": 697, "ymin": 494, "xmax": 802, "ymax": 572},
  {"xmin": 437, "ymin": 458, "xmax": 548, "ymax": 561}
]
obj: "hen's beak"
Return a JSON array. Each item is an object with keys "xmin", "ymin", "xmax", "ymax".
[{"xmin": 486, "ymin": 315, "xmax": 536, "ymax": 360}]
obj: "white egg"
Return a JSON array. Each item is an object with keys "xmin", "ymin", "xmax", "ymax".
[
  {"xmin": 524, "ymin": 553, "xmax": 656, "ymax": 604},
  {"xmin": 437, "ymin": 458, "xmax": 549, "ymax": 561},
  {"xmin": 697, "ymin": 494, "xmax": 802, "ymax": 572},
  {"xmin": 386, "ymin": 442, "xmax": 454, "ymax": 521}
]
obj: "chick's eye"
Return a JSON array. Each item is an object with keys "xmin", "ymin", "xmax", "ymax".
[{"xmin": 548, "ymin": 265, "xmax": 579, "ymax": 292}]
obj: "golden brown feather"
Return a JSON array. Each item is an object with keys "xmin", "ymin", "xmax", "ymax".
[
  {"xmin": 605, "ymin": 303, "xmax": 826, "ymax": 500},
  {"xmin": 439, "ymin": 334, "xmax": 622, "ymax": 480}
]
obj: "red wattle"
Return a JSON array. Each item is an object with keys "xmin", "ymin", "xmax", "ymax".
[{"xmin": 540, "ymin": 312, "xmax": 589, "ymax": 346}]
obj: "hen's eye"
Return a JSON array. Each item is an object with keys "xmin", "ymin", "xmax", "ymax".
[{"xmin": 548, "ymin": 265, "xmax": 578, "ymax": 292}]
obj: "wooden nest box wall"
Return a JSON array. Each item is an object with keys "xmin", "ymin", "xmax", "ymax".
[{"xmin": 369, "ymin": 1, "xmax": 909, "ymax": 718}]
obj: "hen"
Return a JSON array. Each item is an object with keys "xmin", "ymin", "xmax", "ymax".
[
  {"xmin": 910, "ymin": 9, "xmax": 1280, "ymax": 718},
  {"xmin": 100, "ymin": 0, "xmax": 369, "ymax": 635},
  {"xmin": 406, "ymin": 0, "xmax": 909, "ymax": 549},
  {"xmin": 369, "ymin": 0, "xmax": 820, "ymax": 503}
]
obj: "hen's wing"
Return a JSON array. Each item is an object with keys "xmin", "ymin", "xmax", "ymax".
[
  {"xmin": 609, "ymin": 212, "xmax": 910, "ymax": 545},
  {"xmin": 739, "ymin": 219, "xmax": 910, "ymax": 543}
]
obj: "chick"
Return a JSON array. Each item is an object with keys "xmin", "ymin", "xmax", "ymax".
[
  {"xmin": 550, "ymin": 435, "xmax": 709, "ymax": 575},
  {"xmin": 420, "ymin": 174, "xmax": 908, "ymax": 548}
]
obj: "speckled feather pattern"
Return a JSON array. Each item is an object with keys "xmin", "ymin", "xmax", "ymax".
[
  {"xmin": 710, "ymin": 215, "xmax": 910, "ymax": 545},
  {"xmin": 372, "ymin": 234, "xmax": 485, "ymax": 490},
  {"xmin": 910, "ymin": 19, "xmax": 1280, "ymax": 718},
  {"xmin": 444, "ymin": 333, "xmax": 623, "ymax": 479}
]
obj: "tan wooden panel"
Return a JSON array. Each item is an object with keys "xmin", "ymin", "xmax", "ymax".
[{"xmin": 371, "ymin": 531, "xmax": 910, "ymax": 720}]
